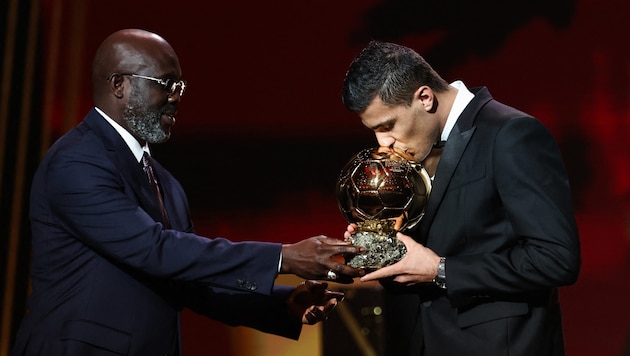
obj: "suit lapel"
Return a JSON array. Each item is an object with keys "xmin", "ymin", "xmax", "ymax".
[
  {"xmin": 83, "ymin": 109, "xmax": 168, "ymax": 226},
  {"xmin": 416, "ymin": 87, "xmax": 493, "ymax": 243},
  {"xmin": 417, "ymin": 125, "xmax": 475, "ymax": 241}
]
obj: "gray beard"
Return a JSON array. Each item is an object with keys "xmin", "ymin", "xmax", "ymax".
[{"xmin": 123, "ymin": 86, "xmax": 169, "ymax": 144}]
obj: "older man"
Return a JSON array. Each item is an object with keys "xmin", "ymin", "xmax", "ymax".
[{"xmin": 11, "ymin": 29, "xmax": 365, "ymax": 356}]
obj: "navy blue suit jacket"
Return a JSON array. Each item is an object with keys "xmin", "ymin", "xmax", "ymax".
[
  {"xmin": 11, "ymin": 109, "xmax": 301, "ymax": 356},
  {"xmin": 383, "ymin": 88, "xmax": 581, "ymax": 356}
]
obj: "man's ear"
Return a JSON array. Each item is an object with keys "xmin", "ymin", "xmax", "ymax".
[
  {"xmin": 414, "ymin": 85, "xmax": 435, "ymax": 112},
  {"xmin": 108, "ymin": 74, "xmax": 125, "ymax": 99}
]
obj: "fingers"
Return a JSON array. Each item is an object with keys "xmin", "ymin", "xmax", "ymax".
[
  {"xmin": 360, "ymin": 264, "xmax": 398, "ymax": 282},
  {"xmin": 329, "ymin": 275, "xmax": 357, "ymax": 284},
  {"xmin": 323, "ymin": 297, "xmax": 340, "ymax": 312},
  {"xmin": 303, "ymin": 306, "xmax": 326, "ymax": 325},
  {"xmin": 347, "ymin": 223, "xmax": 357, "ymax": 233},
  {"xmin": 302, "ymin": 298, "xmax": 341, "ymax": 325},
  {"xmin": 318, "ymin": 237, "xmax": 366, "ymax": 255},
  {"xmin": 324, "ymin": 290, "xmax": 345, "ymax": 301},
  {"xmin": 321, "ymin": 265, "xmax": 364, "ymax": 283},
  {"xmin": 303, "ymin": 307, "xmax": 319, "ymax": 325},
  {"xmin": 344, "ymin": 224, "xmax": 356, "ymax": 239},
  {"xmin": 314, "ymin": 235, "xmax": 365, "ymax": 252},
  {"xmin": 335, "ymin": 263, "xmax": 366, "ymax": 279},
  {"xmin": 396, "ymin": 232, "xmax": 412, "ymax": 244},
  {"xmin": 317, "ymin": 236, "xmax": 353, "ymax": 246},
  {"xmin": 304, "ymin": 279, "xmax": 328, "ymax": 292},
  {"xmin": 303, "ymin": 281, "xmax": 345, "ymax": 302}
]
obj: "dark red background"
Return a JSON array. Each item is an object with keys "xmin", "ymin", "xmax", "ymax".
[{"xmin": 38, "ymin": 0, "xmax": 630, "ymax": 354}]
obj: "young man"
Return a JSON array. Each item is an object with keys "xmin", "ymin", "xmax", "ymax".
[{"xmin": 342, "ymin": 41, "xmax": 581, "ymax": 356}]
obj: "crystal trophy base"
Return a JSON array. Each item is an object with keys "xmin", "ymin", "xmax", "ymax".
[{"xmin": 344, "ymin": 220, "xmax": 407, "ymax": 270}]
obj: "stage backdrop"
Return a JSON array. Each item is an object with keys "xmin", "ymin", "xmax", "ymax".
[{"xmin": 2, "ymin": 0, "xmax": 630, "ymax": 355}]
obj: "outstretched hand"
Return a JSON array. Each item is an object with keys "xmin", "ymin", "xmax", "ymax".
[
  {"xmin": 287, "ymin": 280, "xmax": 344, "ymax": 325},
  {"xmin": 281, "ymin": 235, "xmax": 366, "ymax": 284}
]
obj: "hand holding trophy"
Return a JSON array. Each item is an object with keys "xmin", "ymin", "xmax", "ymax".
[{"xmin": 336, "ymin": 147, "xmax": 432, "ymax": 271}]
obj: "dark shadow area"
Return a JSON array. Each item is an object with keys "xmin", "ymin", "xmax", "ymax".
[
  {"xmin": 351, "ymin": 0, "xmax": 577, "ymax": 71},
  {"xmin": 152, "ymin": 135, "xmax": 375, "ymax": 212}
]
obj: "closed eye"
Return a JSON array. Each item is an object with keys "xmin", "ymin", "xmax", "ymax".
[{"xmin": 372, "ymin": 119, "xmax": 395, "ymax": 132}]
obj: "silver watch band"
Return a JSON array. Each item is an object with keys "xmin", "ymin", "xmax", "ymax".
[{"xmin": 433, "ymin": 256, "xmax": 447, "ymax": 289}]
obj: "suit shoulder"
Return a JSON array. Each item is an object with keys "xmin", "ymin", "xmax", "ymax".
[
  {"xmin": 46, "ymin": 122, "xmax": 107, "ymax": 160},
  {"xmin": 481, "ymin": 100, "xmax": 531, "ymax": 121}
]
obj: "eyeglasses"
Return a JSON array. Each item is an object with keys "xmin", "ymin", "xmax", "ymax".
[{"xmin": 111, "ymin": 73, "xmax": 187, "ymax": 97}]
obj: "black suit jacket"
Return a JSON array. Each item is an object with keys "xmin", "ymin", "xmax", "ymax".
[
  {"xmin": 384, "ymin": 87, "xmax": 581, "ymax": 356},
  {"xmin": 11, "ymin": 109, "xmax": 301, "ymax": 356}
]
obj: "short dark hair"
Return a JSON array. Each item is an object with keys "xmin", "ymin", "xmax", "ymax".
[{"xmin": 341, "ymin": 41, "xmax": 449, "ymax": 112}]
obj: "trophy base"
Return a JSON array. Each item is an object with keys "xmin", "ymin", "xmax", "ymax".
[{"xmin": 344, "ymin": 220, "xmax": 407, "ymax": 270}]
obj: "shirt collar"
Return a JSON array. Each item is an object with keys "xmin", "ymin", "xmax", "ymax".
[
  {"xmin": 441, "ymin": 80, "xmax": 475, "ymax": 141},
  {"xmin": 94, "ymin": 107, "xmax": 150, "ymax": 162}
]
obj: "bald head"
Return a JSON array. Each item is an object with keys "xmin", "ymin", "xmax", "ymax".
[
  {"xmin": 91, "ymin": 29, "xmax": 181, "ymax": 110},
  {"xmin": 89, "ymin": 29, "xmax": 183, "ymax": 145}
]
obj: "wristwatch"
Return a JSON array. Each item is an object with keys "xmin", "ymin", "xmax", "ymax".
[{"xmin": 433, "ymin": 257, "xmax": 447, "ymax": 289}]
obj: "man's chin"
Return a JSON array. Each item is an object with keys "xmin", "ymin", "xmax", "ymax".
[
  {"xmin": 143, "ymin": 130, "xmax": 170, "ymax": 144},
  {"xmin": 149, "ymin": 136, "xmax": 170, "ymax": 144}
]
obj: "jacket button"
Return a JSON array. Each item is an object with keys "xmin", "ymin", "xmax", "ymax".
[{"xmin": 237, "ymin": 279, "xmax": 257, "ymax": 291}]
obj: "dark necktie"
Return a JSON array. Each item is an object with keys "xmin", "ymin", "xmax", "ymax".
[{"xmin": 141, "ymin": 152, "xmax": 171, "ymax": 229}]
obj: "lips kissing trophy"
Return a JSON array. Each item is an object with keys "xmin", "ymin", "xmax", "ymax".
[{"xmin": 336, "ymin": 147, "xmax": 432, "ymax": 270}]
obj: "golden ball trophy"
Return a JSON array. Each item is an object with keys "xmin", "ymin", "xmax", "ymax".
[{"xmin": 336, "ymin": 147, "xmax": 431, "ymax": 270}]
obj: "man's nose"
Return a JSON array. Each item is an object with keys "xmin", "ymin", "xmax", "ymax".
[{"xmin": 375, "ymin": 133, "xmax": 395, "ymax": 148}]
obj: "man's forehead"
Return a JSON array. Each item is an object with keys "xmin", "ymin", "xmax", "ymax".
[{"xmin": 361, "ymin": 97, "xmax": 398, "ymax": 128}]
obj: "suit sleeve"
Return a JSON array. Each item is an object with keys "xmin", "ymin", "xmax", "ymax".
[
  {"xmin": 446, "ymin": 117, "xmax": 581, "ymax": 298},
  {"xmin": 43, "ymin": 145, "xmax": 281, "ymax": 295},
  {"xmin": 183, "ymin": 284, "xmax": 302, "ymax": 340}
]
